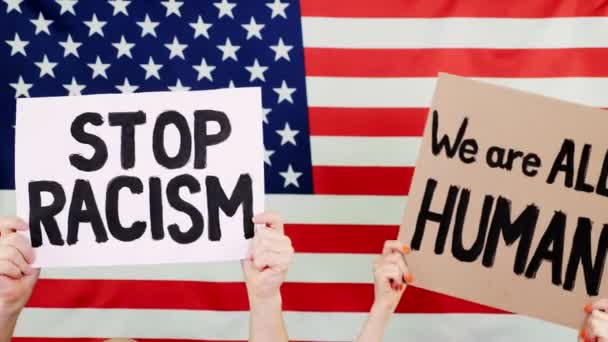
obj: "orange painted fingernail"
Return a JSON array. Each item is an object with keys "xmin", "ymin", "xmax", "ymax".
[
  {"xmin": 579, "ymin": 329, "xmax": 586, "ymax": 339},
  {"xmin": 402, "ymin": 245, "xmax": 411, "ymax": 254},
  {"xmin": 404, "ymin": 273, "xmax": 414, "ymax": 283},
  {"xmin": 584, "ymin": 303, "xmax": 593, "ymax": 314},
  {"xmin": 400, "ymin": 284, "xmax": 405, "ymax": 291}
]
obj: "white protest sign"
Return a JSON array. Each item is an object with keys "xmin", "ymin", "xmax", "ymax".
[{"xmin": 16, "ymin": 87, "xmax": 264, "ymax": 267}]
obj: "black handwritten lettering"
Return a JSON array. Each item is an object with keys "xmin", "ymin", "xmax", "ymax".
[
  {"xmin": 67, "ymin": 179, "xmax": 108, "ymax": 245},
  {"xmin": 153, "ymin": 110, "xmax": 192, "ymax": 169},
  {"xmin": 28, "ymin": 181, "xmax": 66, "ymax": 247},
  {"xmin": 69, "ymin": 112, "xmax": 108, "ymax": 172},
  {"xmin": 108, "ymin": 111, "xmax": 146, "ymax": 170},
  {"xmin": 482, "ymin": 197, "xmax": 539, "ymax": 275},
  {"xmin": 194, "ymin": 110, "xmax": 232, "ymax": 169},
  {"xmin": 106, "ymin": 176, "xmax": 146, "ymax": 242},
  {"xmin": 166, "ymin": 174, "xmax": 204, "ymax": 244},
  {"xmin": 410, "ymin": 178, "xmax": 458, "ymax": 254},
  {"xmin": 206, "ymin": 174, "xmax": 254, "ymax": 241}
]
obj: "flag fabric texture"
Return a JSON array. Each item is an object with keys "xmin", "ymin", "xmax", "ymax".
[{"xmin": 1, "ymin": 0, "xmax": 606, "ymax": 341}]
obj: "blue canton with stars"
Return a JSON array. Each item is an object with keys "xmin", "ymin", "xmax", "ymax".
[{"xmin": 0, "ymin": 0, "xmax": 313, "ymax": 194}]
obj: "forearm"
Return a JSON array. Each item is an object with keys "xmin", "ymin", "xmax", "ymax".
[
  {"xmin": 249, "ymin": 294, "xmax": 288, "ymax": 342},
  {"xmin": 0, "ymin": 311, "xmax": 19, "ymax": 342},
  {"xmin": 356, "ymin": 302, "xmax": 394, "ymax": 342}
]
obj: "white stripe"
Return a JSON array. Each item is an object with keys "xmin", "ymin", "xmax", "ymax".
[
  {"xmin": 270, "ymin": 194, "xmax": 407, "ymax": 225},
  {"xmin": 40, "ymin": 253, "xmax": 375, "ymax": 283},
  {"xmin": 14, "ymin": 308, "xmax": 576, "ymax": 341},
  {"xmin": 311, "ymin": 136, "xmax": 421, "ymax": 167},
  {"xmin": 0, "ymin": 191, "xmax": 407, "ymax": 226},
  {"xmin": 302, "ymin": 17, "xmax": 608, "ymax": 49},
  {"xmin": 306, "ymin": 76, "xmax": 608, "ymax": 108},
  {"xmin": 0, "ymin": 190, "xmax": 15, "ymax": 217}
]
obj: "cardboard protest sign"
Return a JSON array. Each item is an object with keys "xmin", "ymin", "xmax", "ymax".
[
  {"xmin": 399, "ymin": 74, "xmax": 608, "ymax": 328},
  {"xmin": 16, "ymin": 87, "xmax": 264, "ymax": 268}
]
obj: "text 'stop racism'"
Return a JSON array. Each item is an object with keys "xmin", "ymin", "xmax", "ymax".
[{"xmin": 16, "ymin": 87, "xmax": 265, "ymax": 268}]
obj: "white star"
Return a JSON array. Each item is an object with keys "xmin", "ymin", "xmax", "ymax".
[
  {"xmin": 263, "ymin": 108, "xmax": 271, "ymax": 124},
  {"xmin": 137, "ymin": 14, "xmax": 159, "ymax": 37},
  {"xmin": 270, "ymin": 38, "xmax": 293, "ymax": 61},
  {"xmin": 193, "ymin": 58, "xmax": 215, "ymax": 81},
  {"xmin": 34, "ymin": 54, "xmax": 57, "ymax": 78},
  {"xmin": 5, "ymin": 33, "xmax": 28, "ymax": 56},
  {"xmin": 30, "ymin": 12, "xmax": 53, "ymax": 35},
  {"xmin": 140, "ymin": 57, "xmax": 162, "ymax": 80},
  {"xmin": 214, "ymin": 0, "xmax": 236, "ymax": 19},
  {"xmin": 87, "ymin": 56, "xmax": 110, "ymax": 79},
  {"xmin": 59, "ymin": 34, "xmax": 81, "ymax": 57},
  {"xmin": 217, "ymin": 38, "xmax": 240, "ymax": 62},
  {"xmin": 115, "ymin": 78, "xmax": 138, "ymax": 93},
  {"xmin": 242, "ymin": 17, "xmax": 264, "ymax": 40},
  {"xmin": 279, "ymin": 164, "xmax": 302, "ymax": 188},
  {"xmin": 112, "ymin": 35, "xmax": 135, "ymax": 59},
  {"xmin": 276, "ymin": 122, "xmax": 299, "ymax": 146},
  {"xmin": 168, "ymin": 79, "xmax": 191, "ymax": 92},
  {"xmin": 84, "ymin": 14, "xmax": 107, "ymax": 37},
  {"xmin": 164, "ymin": 36, "xmax": 187, "ymax": 60},
  {"xmin": 245, "ymin": 59, "xmax": 268, "ymax": 82},
  {"xmin": 161, "ymin": 0, "xmax": 183, "ymax": 17},
  {"xmin": 264, "ymin": 149, "xmax": 274, "ymax": 166},
  {"xmin": 9, "ymin": 76, "xmax": 32, "ymax": 98},
  {"xmin": 56, "ymin": 0, "xmax": 77, "ymax": 15},
  {"xmin": 273, "ymin": 81, "xmax": 296, "ymax": 104},
  {"xmin": 63, "ymin": 77, "xmax": 85, "ymax": 96},
  {"xmin": 190, "ymin": 16, "xmax": 212, "ymax": 39},
  {"xmin": 108, "ymin": 0, "xmax": 130, "ymax": 16},
  {"xmin": 266, "ymin": 0, "xmax": 289, "ymax": 19},
  {"xmin": 3, "ymin": 0, "xmax": 23, "ymax": 14}
]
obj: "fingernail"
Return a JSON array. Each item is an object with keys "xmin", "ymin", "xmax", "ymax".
[
  {"xmin": 404, "ymin": 273, "xmax": 414, "ymax": 283},
  {"xmin": 584, "ymin": 303, "xmax": 593, "ymax": 314},
  {"xmin": 402, "ymin": 245, "xmax": 411, "ymax": 254},
  {"xmin": 400, "ymin": 284, "xmax": 406, "ymax": 291},
  {"xmin": 579, "ymin": 329, "xmax": 586, "ymax": 339}
]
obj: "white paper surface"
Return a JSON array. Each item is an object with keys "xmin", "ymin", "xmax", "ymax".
[{"xmin": 15, "ymin": 87, "xmax": 264, "ymax": 267}]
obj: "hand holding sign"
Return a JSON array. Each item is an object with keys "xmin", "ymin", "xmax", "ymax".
[
  {"xmin": 243, "ymin": 212, "xmax": 293, "ymax": 301},
  {"xmin": 356, "ymin": 241, "xmax": 412, "ymax": 342},
  {"xmin": 372, "ymin": 241, "xmax": 412, "ymax": 312},
  {"xmin": 0, "ymin": 217, "xmax": 38, "ymax": 319},
  {"xmin": 242, "ymin": 212, "xmax": 292, "ymax": 342},
  {"xmin": 583, "ymin": 299, "xmax": 608, "ymax": 342}
]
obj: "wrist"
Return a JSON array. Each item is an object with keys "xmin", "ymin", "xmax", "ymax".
[
  {"xmin": 0, "ymin": 308, "xmax": 20, "ymax": 329},
  {"xmin": 370, "ymin": 300, "xmax": 396, "ymax": 322},
  {"xmin": 249, "ymin": 293, "xmax": 282, "ymax": 311}
]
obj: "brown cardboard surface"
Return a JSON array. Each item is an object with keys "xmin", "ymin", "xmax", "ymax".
[{"xmin": 399, "ymin": 73, "xmax": 608, "ymax": 329}]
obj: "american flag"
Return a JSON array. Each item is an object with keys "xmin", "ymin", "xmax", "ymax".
[{"xmin": 0, "ymin": 0, "xmax": 605, "ymax": 341}]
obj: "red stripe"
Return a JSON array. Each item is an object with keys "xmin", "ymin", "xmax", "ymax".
[
  {"xmin": 286, "ymin": 224, "xmax": 398, "ymax": 254},
  {"xmin": 300, "ymin": 0, "xmax": 608, "ymax": 18},
  {"xmin": 313, "ymin": 166, "xmax": 414, "ymax": 195},
  {"xmin": 309, "ymin": 107, "xmax": 427, "ymax": 137},
  {"xmin": 305, "ymin": 48, "xmax": 608, "ymax": 78},
  {"xmin": 27, "ymin": 279, "xmax": 506, "ymax": 314}
]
